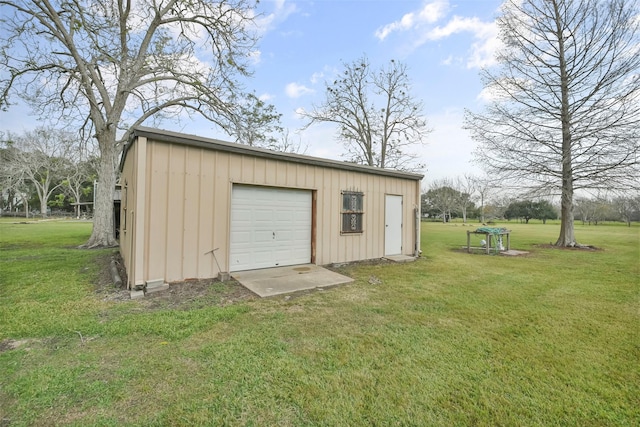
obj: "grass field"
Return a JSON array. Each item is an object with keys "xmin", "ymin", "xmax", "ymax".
[{"xmin": 1, "ymin": 219, "xmax": 638, "ymax": 426}]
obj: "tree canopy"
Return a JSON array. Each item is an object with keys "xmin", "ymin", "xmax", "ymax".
[{"xmin": 504, "ymin": 200, "xmax": 557, "ymax": 224}]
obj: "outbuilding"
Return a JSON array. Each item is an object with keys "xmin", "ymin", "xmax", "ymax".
[{"xmin": 119, "ymin": 127, "xmax": 423, "ymax": 293}]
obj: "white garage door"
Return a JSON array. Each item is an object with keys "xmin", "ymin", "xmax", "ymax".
[{"xmin": 230, "ymin": 185, "xmax": 312, "ymax": 272}]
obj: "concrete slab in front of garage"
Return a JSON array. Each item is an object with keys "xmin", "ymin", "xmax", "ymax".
[{"xmin": 231, "ymin": 264, "xmax": 354, "ymax": 297}]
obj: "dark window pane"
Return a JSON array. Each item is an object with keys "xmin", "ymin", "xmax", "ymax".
[{"xmin": 341, "ymin": 213, "xmax": 363, "ymax": 233}]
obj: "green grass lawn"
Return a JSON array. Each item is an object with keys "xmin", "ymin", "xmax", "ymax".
[{"xmin": 1, "ymin": 219, "xmax": 638, "ymax": 426}]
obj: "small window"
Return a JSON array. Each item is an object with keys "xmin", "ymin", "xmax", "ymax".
[{"xmin": 341, "ymin": 191, "xmax": 364, "ymax": 234}]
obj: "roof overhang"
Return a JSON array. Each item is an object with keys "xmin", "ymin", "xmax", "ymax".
[{"xmin": 120, "ymin": 126, "xmax": 424, "ymax": 181}]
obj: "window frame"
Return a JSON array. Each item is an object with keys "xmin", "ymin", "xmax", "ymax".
[{"xmin": 340, "ymin": 191, "xmax": 364, "ymax": 234}]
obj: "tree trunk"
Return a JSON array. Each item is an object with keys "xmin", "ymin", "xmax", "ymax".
[
  {"xmin": 556, "ymin": 177, "xmax": 576, "ymax": 246},
  {"xmin": 81, "ymin": 134, "xmax": 118, "ymax": 248},
  {"xmin": 40, "ymin": 193, "xmax": 48, "ymax": 218},
  {"xmin": 554, "ymin": 1, "xmax": 578, "ymax": 247}
]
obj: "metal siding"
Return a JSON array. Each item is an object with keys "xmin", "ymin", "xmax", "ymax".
[
  {"xmin": 213, "ymin": 153, "xmax": 231, "ymax": 274},
  {"xmin": 146, "ymin": 142, "xmax": 168, "ymax": 282},
  {"xmin": 197, "ymin": 150, "xmax": 215, "ymax": 278},
  {"xmin": 183, "ymin": 148, "xmax": 201, "ymax": 277},
  {"xmin": 130, "ymin": 138, "xmax": 420, "ymax": 285},
  {"xmin": 166, "ymin": 144, "xmax": 186, "ymax": 281},
  {"xmin": 118, "ymin": 141, "xmax": 137, "ymax": 288}
]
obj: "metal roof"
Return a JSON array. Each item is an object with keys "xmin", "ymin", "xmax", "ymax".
[{"xmin": 121, "ymin": 126, "xmax": 424, "ymax": 181}]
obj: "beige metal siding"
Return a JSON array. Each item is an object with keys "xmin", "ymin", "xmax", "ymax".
[
  {"xmin": 119, "ymin": 137, "xmax": 144, "ymax": 289},
  {"xmin": 124, "ymin": 138, "xmax": 421, "ymax": 284}
]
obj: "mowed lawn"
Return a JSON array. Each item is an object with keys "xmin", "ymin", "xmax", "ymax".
[{"xmin": 0, "ymin": 219, "xmax": 638, "ymax": 426}]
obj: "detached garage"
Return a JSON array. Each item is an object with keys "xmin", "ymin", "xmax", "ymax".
[{"xmin": 119, "ymin": 127, "xmax": 423, "ymax": 293}]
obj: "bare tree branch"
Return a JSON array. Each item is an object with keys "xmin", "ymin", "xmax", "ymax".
[{"xmin": 301, "ymin": 55, "xmax": 430, "ymax": 172}]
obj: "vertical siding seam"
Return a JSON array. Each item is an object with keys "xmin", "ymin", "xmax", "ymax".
[
  {"xmin": 195, "ymin": 148, "xmax": 203, "ymax": 277},
  {"xmin": 164, "ymin": 144, "xmax": 171, "ymax": 282}
]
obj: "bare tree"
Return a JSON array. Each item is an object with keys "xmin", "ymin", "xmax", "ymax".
[
  {"xmin": 223, "ymin": 92, "xmax": 284, "ymax": 148},
  {"xmin": 454, "ymin": 175, "xmax": 476, "ymax": 223},
  {"xmin": 273, "ymin": 129, "xmax": 308, "ymax": 154},
  {"xmin": 613, "ymin": 195, "xmax": 638, "ymax": 227},
  {"xmin": 0, "ymin": 139, "xmax": 30, "ymax": 216},
  {"xmin": 469, "ymin": 175, "xmax": 496, "ymax": 224},
  {"xmin": 3, "ymin": 129, "xmax": 75, "ymax": 217},
  {"xmin": 62, "ymin": 157, "xmax": 97, "ymax": 219},
  {"xmin": 302, "ymin": 55, "xmax": 429, "ymax": 171},
  {"xmin": 0, "ymin": 0, "xmax": 269, "ymax": 247},
  {"xmin": 465, "ymin": 0, "xmax": 640, "ymax": 246}
]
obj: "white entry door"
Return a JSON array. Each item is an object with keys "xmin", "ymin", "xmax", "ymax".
[
  {"xmin": 385, "ymin": 195, "xmax": 403, "ymax": 256},
  {"xmin": 230, "ymin": 185, "xmax": 312, "ymax": 272}
]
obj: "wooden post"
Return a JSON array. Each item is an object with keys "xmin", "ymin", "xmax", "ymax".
[{"xmin": 467, "ymin": 231, "xmax": 471, "ymax": 253}]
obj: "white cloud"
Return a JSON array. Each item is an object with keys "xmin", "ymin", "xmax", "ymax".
[
  {"xmin": 254, "ymin": 0, "xmax": 298, "ymax": 35},
  {"xmin": 248, "ymin": 49, "xmax": 262, "ymax": 65},
  {"xmin": 310, "ymin": 71, "xmax": 324, "ymax": 84},
  {"xmin": 424, "ymin": 16, "xmax": 499, "ymax": 68},
  {"xmin": 285, "ymin": 82, "xmax": 314, "ymax": 98},
  {"xmin": 258, "ymin": 92, "xmax": 275, "ymax": 102},
  {"xmin": 375, "ymin": 0, "xmax": 449, "ymax": 40},
  {"xmin": 375, "ymin": 1, "xmax": 500, "ymax": 69}
]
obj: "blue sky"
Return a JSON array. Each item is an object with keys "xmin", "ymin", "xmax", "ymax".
[
  {"xmin": 0, "ymin": 0, "xmax": 505, "ymax": 183},
  {"xmin": 239, "ymin": 0, "xmax": 504, "ymax": 183}
]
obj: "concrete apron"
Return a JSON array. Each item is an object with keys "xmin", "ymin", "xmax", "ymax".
[{"xmin": 231, "ymin": 264, "xmax": 354, "ymax": 297}]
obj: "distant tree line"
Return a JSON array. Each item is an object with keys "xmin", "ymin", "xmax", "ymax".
[
  {"xmin": 0, "ymin": 128, "xmax": 96, "ymax": 218},
  {"xmin": 422, "ymin": 175, "xmax": 640, "ymax": 226}
]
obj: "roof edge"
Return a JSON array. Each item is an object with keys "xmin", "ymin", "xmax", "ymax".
[{"xmin": 120, "ymin": 126, "xmax": 424, "ymax": 181}]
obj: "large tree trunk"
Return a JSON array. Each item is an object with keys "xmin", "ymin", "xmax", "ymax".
[
  {"xmin": 554, "ymin": 1, "xmax": 578, "ymax": 248},
  {"xmin": 82, "ymin": 133, "xmax": 118, "ymax": 248}
]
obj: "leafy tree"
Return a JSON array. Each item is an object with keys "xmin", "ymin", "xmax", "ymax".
[
  {"xmin": 504, "ymin": 200, "xmax": 536, "ymax": 223},
  {"xmin": 303, "ymin": 55, "xmax": 429, "ymax": 171},
  {"xmin": 0, "ymin": 0, "xmax": 272, "ymax": 247},
  {"xmin": 535, "ymin": 200, "xmax": 558, "ymax": 224},
  {"xmin": 465, "ymin": 0, "xmax": 640, "ymax": 246},
  {"xmin": 505, "ymin": 200, "xmax": 556, "ymax": 224},
  {"xmin": 423, "ymin": 180, "xmax": 461, "ymax": 223}
]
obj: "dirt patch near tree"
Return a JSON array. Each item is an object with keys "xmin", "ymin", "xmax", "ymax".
[{"xmin": 94, "ymin": 251, "xmax": 257, "ymax": 309}]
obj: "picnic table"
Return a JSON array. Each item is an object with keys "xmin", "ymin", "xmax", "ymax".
[{"xmin": 467, "ymin": 227, "xmax": 510, "ymax": 254}]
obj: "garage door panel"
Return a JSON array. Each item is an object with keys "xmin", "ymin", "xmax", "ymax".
[
  {"xmin": 254, "ymin": 230, "xmax": 274, "ymax": 244},
  {"xmin": 230, "ymin": 186, "xmax": 312, "ymax": 272}
]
